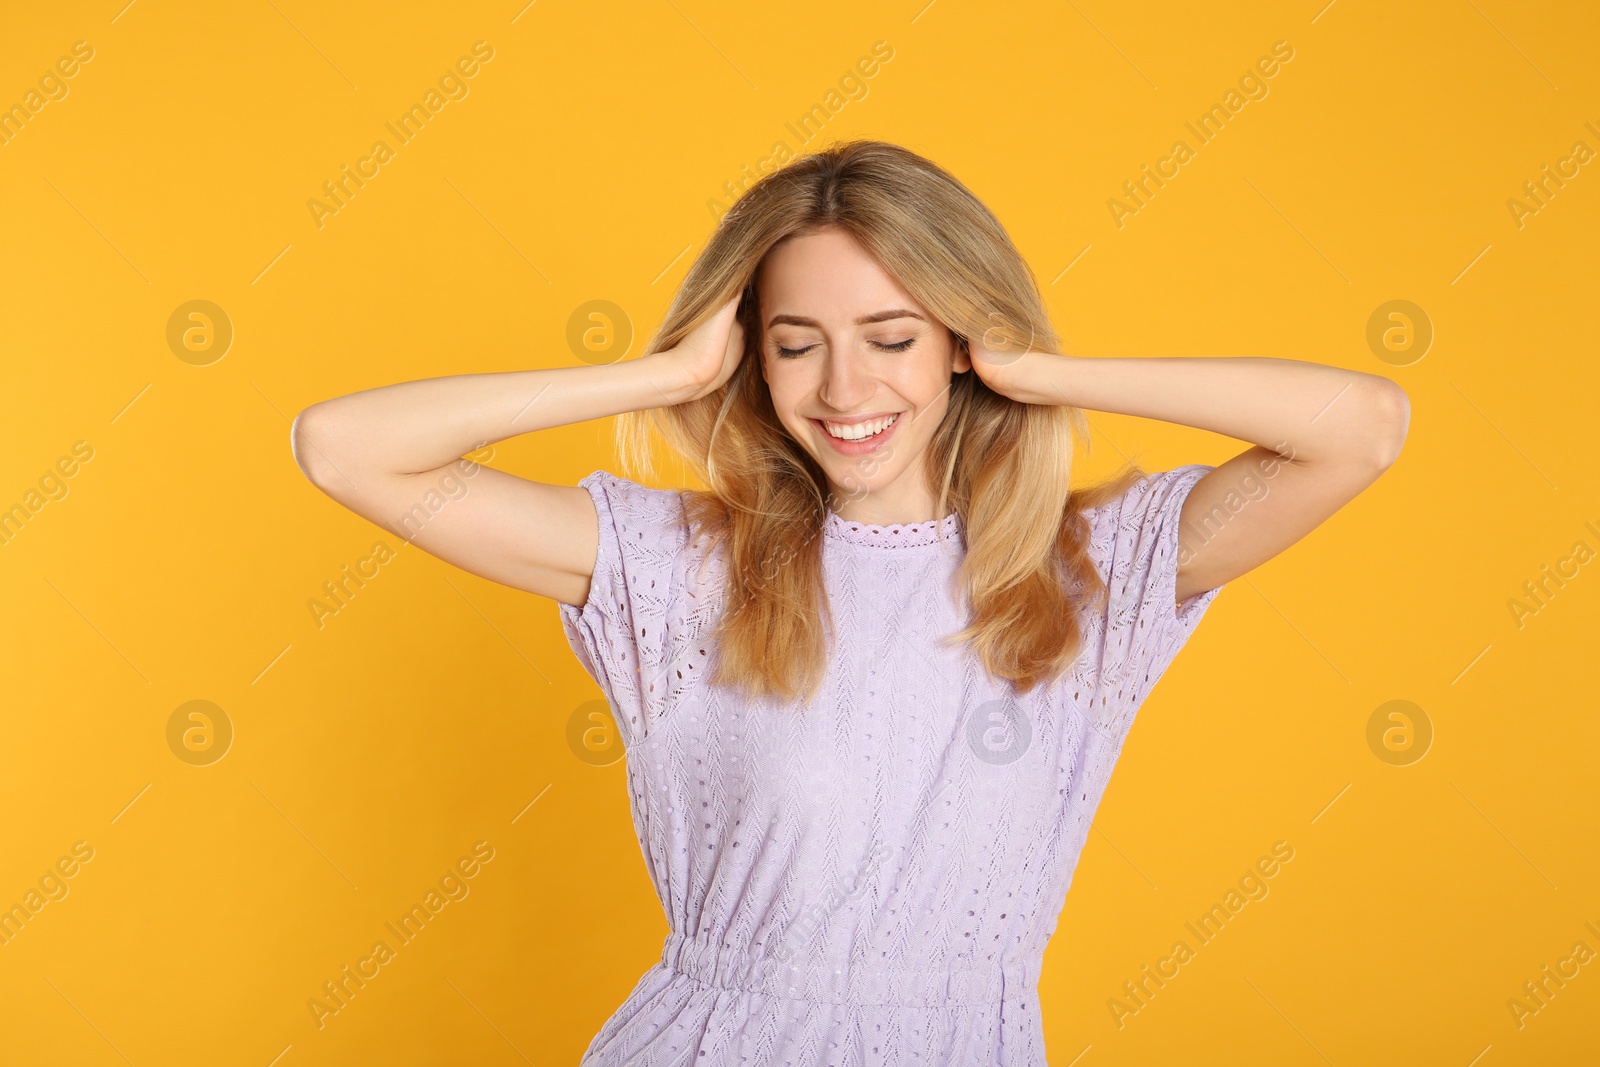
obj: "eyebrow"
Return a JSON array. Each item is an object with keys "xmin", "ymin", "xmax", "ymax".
[{"xmin": 766, "ymin": 309, "xmax": 927, "ymax": 329}]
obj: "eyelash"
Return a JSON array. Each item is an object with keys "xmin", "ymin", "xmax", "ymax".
[{"xmin": 774, "ymin": 338, "xmax": 917, "ymax": 359}]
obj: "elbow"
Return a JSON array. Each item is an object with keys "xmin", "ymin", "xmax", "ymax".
[
  {"xmin": 291, "ymin": 403, "xmax": 344, "ymax": 491},
  {"xmin": 1362, "ymin": 376, "xmax": 1411, "ymax": 471}
]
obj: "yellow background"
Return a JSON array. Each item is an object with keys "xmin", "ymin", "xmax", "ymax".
[{"xmin": 2, "ymin": 0, "xmax": 1597, "ymax": 1063}]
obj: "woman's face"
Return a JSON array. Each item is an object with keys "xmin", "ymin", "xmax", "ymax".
[{"xmin": 756, "ymin": 226, "xmax": 971, "ymax": 517}]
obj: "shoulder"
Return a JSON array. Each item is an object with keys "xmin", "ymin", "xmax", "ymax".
[
  {"xmin": 576, "ymin": 468, "xmax": 689, "ymax": 511},
  {"xmin": 574, "ymin": 469, "xmax": 694, "ymax": 546},
  {"xmin": 558, "ymin": 471, "xmax": 724, "ymax": 750},
  {"xmin": 1080, "ymin": 464, "xmax": 1214, "ymax": 571},
  {"xmin": 571, "ymin": 469, "xmax": 729, "ymax": 590}
]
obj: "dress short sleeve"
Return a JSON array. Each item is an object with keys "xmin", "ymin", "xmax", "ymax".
[
  {"xmin": 558, "ymin": 470, "xmax": 720, "ymax": 751},
  {"xmin": 1079, "ymin": 464, "xmax": 1226, "ymax": 738}
]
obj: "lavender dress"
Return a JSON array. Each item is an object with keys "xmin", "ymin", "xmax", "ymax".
[{"xmin": 559, "ymin": 465, "xmax": 1225, "ymax": 1066}]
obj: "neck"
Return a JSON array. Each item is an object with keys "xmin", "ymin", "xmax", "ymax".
[{"xmin": 826, "ymin": 475, "xmax": 950, "ymax": 527}]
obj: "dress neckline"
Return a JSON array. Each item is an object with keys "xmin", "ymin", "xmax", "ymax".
[{"xmin": 822, "ymin": 510, "xmax": 963, "ymax": 548}]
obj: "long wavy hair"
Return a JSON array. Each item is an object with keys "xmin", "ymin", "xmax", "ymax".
[{"xmin": 616, "ymin": 139, "xmax": 1144, "ymax": 705}]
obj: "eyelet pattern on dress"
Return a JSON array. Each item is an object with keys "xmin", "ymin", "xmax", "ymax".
[
  {"xmin": 822, "ymin": 510, "xmax": 964, "ymax": 548},
  {"xmin": 557, "ymin": 466, "xmax": 1227, "ymax": 1066}
]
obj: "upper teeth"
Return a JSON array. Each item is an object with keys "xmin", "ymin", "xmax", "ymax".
[{"xmin": 823, "ymin": 414, "xmax": 899, "ymax": 440}]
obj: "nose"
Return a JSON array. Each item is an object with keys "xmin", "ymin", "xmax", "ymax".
[{"xmin": 820, "ymin": 347, "xmax": 873, "ymax": 411}]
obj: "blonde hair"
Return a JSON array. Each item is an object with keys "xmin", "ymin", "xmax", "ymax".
[{"xmin": 617, "ymin": 139, "xmax": 1144, "ymax": 704}]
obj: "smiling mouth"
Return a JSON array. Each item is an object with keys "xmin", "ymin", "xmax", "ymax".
[{"xmin": 813, "ymin": 412, "xmax": 904, "ymax": 442}]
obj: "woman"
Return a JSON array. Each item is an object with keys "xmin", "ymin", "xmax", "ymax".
[{"xmin": 292, "ymin": 140, "xmax": 1409, "ymax": 1065}]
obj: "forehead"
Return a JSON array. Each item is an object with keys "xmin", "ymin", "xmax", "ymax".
[{"xmin": 757, "ymin": 228, "xmax": 922, "ymax": 323}]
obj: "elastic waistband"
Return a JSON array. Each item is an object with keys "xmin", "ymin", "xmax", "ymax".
[{"xmin": 659, "ymin": 929, "xmax": 1039, "ymax": 1008}]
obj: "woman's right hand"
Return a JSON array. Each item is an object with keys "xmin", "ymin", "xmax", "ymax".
[{"xmin": 647, "ymin": 293, "xmax": 746, "ymax": 404}]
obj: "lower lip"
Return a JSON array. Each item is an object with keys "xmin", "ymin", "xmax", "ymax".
[{"xmin": 813, "ymin": 414, "xmax": 904, "ymax": 455}]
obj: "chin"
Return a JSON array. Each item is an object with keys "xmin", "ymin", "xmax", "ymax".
[{"xmin": 823, "ymin": 458, "xmax": 899, "ymax": 494}]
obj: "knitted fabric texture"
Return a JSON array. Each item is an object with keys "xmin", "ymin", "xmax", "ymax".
[{"xmin": 559, "ymin": 464, "xmax": 1226, "ymax": 1065}]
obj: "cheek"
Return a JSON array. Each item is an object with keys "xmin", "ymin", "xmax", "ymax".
[
  {"xmin": 761, "ymin": 364, "xmax": 787, "ymax": 406},
  {"xmin": 761, "ymin": 366, "xmax": 809, "ymax": 433},
  {"xmin": 764, "ymin": 359, "xmax": 814, "ymax": 404},
  {"xmin": 902, "ymin": 362, "xmax": 952, "ymax": 411}
]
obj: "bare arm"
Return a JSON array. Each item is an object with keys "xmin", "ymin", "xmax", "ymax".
[
  {"xmin": 970, "ymin": 349, "xmax": 1411, "ymax": 606},
  {"xmin": 291, "ymin": 296, "xmax": 744, "ymax": 606}
]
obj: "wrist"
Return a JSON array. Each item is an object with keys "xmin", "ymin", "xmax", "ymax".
[
  {"xmin": 984, "ymin": 351, "xmax": 1078, "ymax": 407},
  {"xmin": 627, "ymin": 350, "xmax": 702, "ymax": 408},
  {"xmin": 1027, "ymin": 352, "xmax": 1082, "ymax": 407}
]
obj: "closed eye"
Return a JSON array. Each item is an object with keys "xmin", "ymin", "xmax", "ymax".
[{"xmin": 774, "ymin": 337, "xmax": 918, "ymax": 359}]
